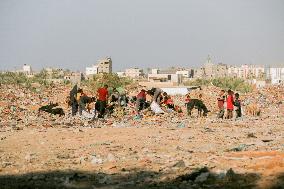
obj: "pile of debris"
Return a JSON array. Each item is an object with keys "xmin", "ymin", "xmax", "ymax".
[{"xmin": 1, "ymin": 84, "xmax": 284, "ymax": 130}]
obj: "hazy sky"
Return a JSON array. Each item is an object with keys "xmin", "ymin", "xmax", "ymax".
[{"xmin": 0, "ymin": 0, "xmax": 283, "ymax": 72}]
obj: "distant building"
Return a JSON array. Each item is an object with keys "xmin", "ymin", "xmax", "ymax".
[
  {"xmin": 203, "ymin": 55, "xmax": 215, "ymax": 78},
  {"xmin": 176, "ymin": 69, "xmax": 195, "ymax": 78},
  {"xmin": 64, "ymin": 72, "xmax": 84, "ymax": 84},
  {"xmin": 22, "ymin": 64, "xmax": 32, "ymax": 74},
  {"xmin": 266, "ymin": 67, "xmax": 284, "ymax": 84},
  {"xmin": 125, "ymin": 68, "xmax": 143, "ymax": 78},
  {"xmin": 147, "ymin": 68, "xmax": 182, "ymax": 84},
  {"xmin": 194, "ymin": 55, "xmax": 228, "ymax": 78},
  {"xmin": 116, "ymin": 71, "xmax": 126, "ymax": 77},
  {"xmin": 86, "ymin": 57, "xmax": 112, "ymax": 76},
  {"xmin": 228, "ymin": 65, "xmax": 265, "ymax": 79},
  {"xmin": 97, "ymin": 57, "xmax": 112, "ymax": 74},
  {"xmin": 86, "ymin": 65, "xmax": 98, "ymax": 76}
]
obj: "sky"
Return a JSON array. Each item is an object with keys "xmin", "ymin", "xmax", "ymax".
[{"xmin": 0, "ymin": 0, "xmax": 284, "ymax": 72}]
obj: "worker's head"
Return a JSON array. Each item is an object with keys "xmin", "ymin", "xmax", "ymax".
[
  {"xmin": 228, "ymin": 89, "xmax": 232, "ymax": 95},
  {"xmin": 104, "ymin": 84, "xmax": 108, "ymax": 89},
  {"xmin": 235, "ymin": 93, "xmax": 240, "ymax": 99},
  {"xmin": 147, "ymin": 90, "xmax": 154, "ymax": 96}
]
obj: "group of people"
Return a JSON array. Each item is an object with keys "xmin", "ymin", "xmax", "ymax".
[
  {"xmin": 68, "ymin": 84, "xmax": 242, "ymax": 120},
  {"xmin": 69, "ymin": 84, "xmax": 127, "ymax": 119},
  {"xmin": 217, "ymin": 89, "xmax": 242, "ymax": 119}
]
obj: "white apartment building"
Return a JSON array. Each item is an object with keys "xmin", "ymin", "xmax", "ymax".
[
  {"xmin": 228, "ymin": 65, "xmax": 265, "ymax": 79},
  {"xmin": 125, "ymin": 68, "xmax": 143, "ymax": 78},
  {"xmin": 148, "ymin": 68, "xmax": 182, "ymax": 83},
  {"xmin": 85, "ymin": 57, "xmax": 112, "ymax": 76},
  {"xmin": 266, "ymin": 67, "xmax": 284, "ymax": 84},
  {"xmin": 176, "ymin": 70, "xmax": 190, "ymax": 78},
  {"xmin": 86, "ymin": 65, "xmax": 98, "ymax": 76},
  {"xmin": 22, "ymin": 64, "xmax": 32, "ymax": 74}
]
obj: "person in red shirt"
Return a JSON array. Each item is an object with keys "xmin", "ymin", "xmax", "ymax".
[
  {"xmin": 185, "ymin": 94, "xmax": 191, "ymax": 113},
  {"xmin": 226, "ymin": 89, "xmax": 234, "ymax": 119},
  {"xmin": 136, "ymin": 89, "xmax": 147, "ymax": 113},
  {"xmin": 217, "ymin": 90, "xmax": 226, "ymax": 119},
  {"xmin": 165, "ymin": 95, "xmax": 175, "ymax": 110},
  {"xmin": 96, "ymin": 84, "xmax": 109, "ymax": 118}
]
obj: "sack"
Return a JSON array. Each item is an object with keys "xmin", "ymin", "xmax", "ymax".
[
  {"xmin": 150, "ymin": 101, "xmax": 164, "ymax": 114},
  {"xmin": 82, "ymin": 110, "xmax": 95, "ymax": 119}
]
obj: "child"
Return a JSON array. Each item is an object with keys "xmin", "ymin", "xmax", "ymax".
[
  {"xmin": 217, "ymin": 90, "xmax": 226, "ymax": 119},
  {"xmin": 185, "ymin": 94, "xmax": 191, "ymax": 115},
  {"xmin": 234, "ymin": 93, "xmax": 242, "ymax": 118},
  {"xmin": 226, "ymin": 90, "xmax": 234, "ymax": 119},
  {"xmin": 136, "ymin": 89, "xmax": 147, "ymax": 114}
]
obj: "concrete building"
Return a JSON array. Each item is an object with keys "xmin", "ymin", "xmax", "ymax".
[
  {"xmin": 64, "ymin": 72, "xmax": 84, "ymax": 84},
  {"xmin": 147, "ymin": 68, "xmax": 182, "ymax": 84},
  {"xmin": 228, "ymin": 65, "xmax": 265, "ymax": 79},
  {"xmin": 125, "ymin": 68, "xmax": 143, "ymax": 78},
  {"xmin": 176, "ymin": 70, "xmax": 191, "ymax": 78},
  {"xmin": 97, "ymin": 57, "xmax": 112, "ymax": 74},
  {"xmin": 266, "ymin": 67, "xmax": 284, "ymax": 84},
  {"xmin": 194, "ymin": 56, "xmax": 228, "ymax": 78},
  {"xmin": 116, "ymin": 71, "xmax": 126, "ymax": 77},
  {"xmin": 86, "ymin": 57, "xmax": 112, "ymax": 76},
  {"xmin": 203, "ymin": 55, "xmax": 215, "ymax": 78},
  {"xmin": 86, "ymin": 65, "xmax": 98, "ymax": 76},
  {"xmin": 22, "ymin": 64, "xmax": 32, "ymax": 74}
]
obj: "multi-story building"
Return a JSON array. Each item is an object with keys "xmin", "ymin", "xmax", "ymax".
[
  {"xmin": 176, "ymin": 70, "xmax": 191, "ymax": 78},
  {"xmin": 64, "ymin": 72, "xmax": 84, "ymax": 84},
  {"xmin": 116, "ymin": 71, "xmax": 126, "ymax": 77},
  {"xmin": 86, "ymin": 57, "xmax": 112, "ymax": 76},
  {"xmin": 125, "ymin": 68, "xmax": 143, "ymax": 78},
  {"xmin": 97, "ymin": 57, "xmax": 112, "ymax": 74},
  {"xmin": 86, "ymin": 65, "xmax": 98, "ymax": 76},
  {"xmin": 228, "ymin": 65, "xmax": 265, "ymax": 79},
  {"xmin": 266, "ymin": 67, "xmax": 284, "ymax": 84},
  {"xmin": 194, "ymin": 56, "xmax": 228, "ymax": 78},
  {"xmin": 22, "ymin": 64, "xmax": 32, "ymax": 74},
  {"xmin": 147, "ymin": 68, "xmax": 183, "ymax": 84}
]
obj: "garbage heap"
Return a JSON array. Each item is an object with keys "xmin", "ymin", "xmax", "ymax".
[{"xmin": 0, "ymin": 84, "xmax": 283, "ymax": 129}]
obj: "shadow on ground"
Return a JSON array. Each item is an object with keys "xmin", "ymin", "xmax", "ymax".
[{"xmin": 0, "ymin": 167, "xmax": 283, "ymax": 189}]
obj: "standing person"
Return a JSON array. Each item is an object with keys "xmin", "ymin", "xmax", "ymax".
[
  {"xmin": 70, "ymin": 84, "xmax": 78, "ymax": 116},
  {"xmin": 226, "ymin": 89, "xmax": 234, "ymax": 119},
  {"xmin": 184, "ymin": 93, "xmax": 191, "ymax": 115},
  {"xmin": 97, "ymin": 84, "xmax": 109, "ymax": 118},
  {"xmin": 77, "ymin": 88, "xmax": 86, "ymax": 115},
  {"xmin": 136, "ymin": 89, "xmax": 147, "ymax": 114},
  {"xmin": 116, "ymin": 86, "xmax": 127, "ymax": 107},
  {"xmin": 234, "ymin": 93, "xmax": 242, "ymax": 118},
  {"xmin": 217, "ymin": 90, "xmax": 226, "ymax": 119}
]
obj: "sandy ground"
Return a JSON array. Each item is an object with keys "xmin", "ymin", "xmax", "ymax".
[{"xmin": 1, "ymin": 116, "xmax": 284, "ymax": 189}]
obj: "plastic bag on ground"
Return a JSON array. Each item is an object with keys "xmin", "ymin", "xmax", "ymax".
[
  {"xmin": 150, "ymin": 102, "xmax": 164, "ymax": 114},
  {"xmin": 82, "ymin": 110, "xmax": 95, "ymax": 119}
]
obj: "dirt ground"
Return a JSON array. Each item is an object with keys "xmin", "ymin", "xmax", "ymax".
[{"xmin": 1, "ymin": 116, "xmax": 284, "ymax": 189}]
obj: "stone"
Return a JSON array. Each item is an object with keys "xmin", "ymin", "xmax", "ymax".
[{"xmin": 91, "ymin": 154, "xmax": 103, "ymax": 165}]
